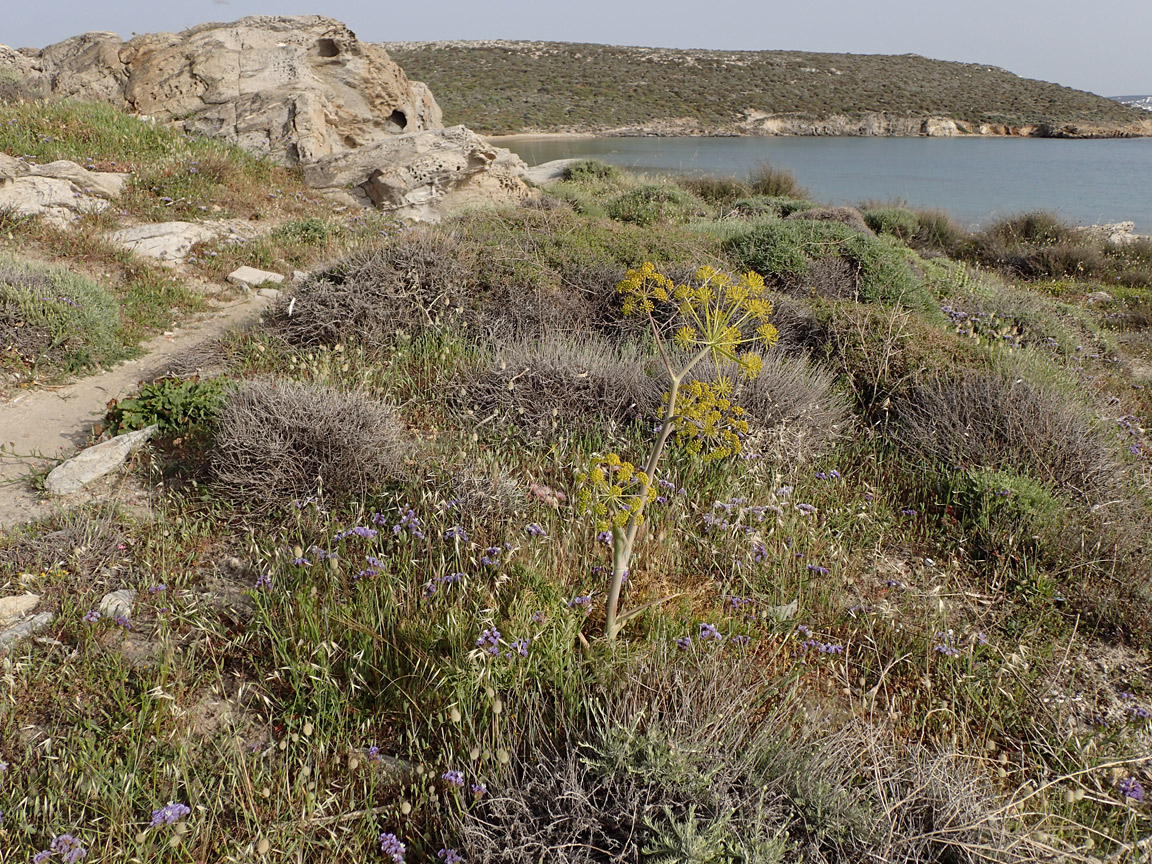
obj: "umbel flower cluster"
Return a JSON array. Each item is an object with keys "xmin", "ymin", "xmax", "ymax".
[{"xmin": 578, "ymin": 263, "xmax": 778, "ymax": 639}]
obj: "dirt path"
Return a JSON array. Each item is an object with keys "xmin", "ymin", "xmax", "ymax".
[{"xmin": 0, "ymin": 293, "xmax": 274, "ymax": 530}]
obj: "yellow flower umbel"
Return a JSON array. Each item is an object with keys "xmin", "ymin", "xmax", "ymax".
[{"xmin": 579, "ymin": 263, "xmax": 780, "ymax": 640}]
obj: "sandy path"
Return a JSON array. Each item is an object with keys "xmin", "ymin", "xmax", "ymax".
[{"xmin": 0, "ymin": 294, "xmax": 273, "ymax": 530}]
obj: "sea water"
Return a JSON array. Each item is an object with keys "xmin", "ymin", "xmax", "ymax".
[{"xmin": 501, "ymin": 135, "xmax": 1152, "ymax": 233}]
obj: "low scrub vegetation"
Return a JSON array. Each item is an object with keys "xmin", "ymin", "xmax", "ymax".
[{"xmin": 1, "ymin": 105, "xmax": 1150, "ymax": 863}]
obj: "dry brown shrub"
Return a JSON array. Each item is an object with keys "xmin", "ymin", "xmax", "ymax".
[
  {"xmin": 211, "ymin": 379, "xmax": 408, "ymax": 510},
  {"xmin": 786, "ymin": 205, "xmax": 874, "ymax": 236},
  {"xmin": 889, "ymin": 370, "xmax": 1121, "ymax": 501},
  {"xmin": 456, "ymin": 335, "xmax": 665, "ymax": 441},
  {"xmin": 735, "ymin": 352, "xmax": 851, "ymax": 462},
  {"xmin": 266, "ymin": 226, "xmax": 477, "ymax": 348}
]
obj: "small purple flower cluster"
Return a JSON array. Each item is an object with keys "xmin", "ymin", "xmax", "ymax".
[
  {"xmin": 379, "ymin": 832, "xmax": 406, "ymax": 863},
  {"xmin": 82, "ymin": 610, "xmax": 100, "ymax": 624},
  {"xmin": 796, "ymin": 625, "xmax": 843, "ymax": 655},
  {"xmin": 525, "ymin": 522, "xmax": 547, "ymax": 538},
  {"xmin": 424, "ymin": 572, "xmax": 463, "ymax": 598},
  {"xmin": 444, "ymin": 526, "xmax": 468, "ymax": 542},
  {"xmin": 699, "ymin": 622, "xmax": 722, "ymax": 641},
  {"xmin": 34, "ymin": 835, "xmax": 87, "ymax": 864},
  {"xmin": 392, "ymin": 508, "xmax": 424, "ymax": 540},
  {"xmin": 813, "ymin": 469, "xmax": 842, "ymax": 480},
  {"xmin": 471, "ymin": 782, "xmax": 488, "ymax": 799},
  {"xmin": 899, "ymin": 508, "xmax": 918, "ymax": 517},
  {"xmin": 806, "ymin": 563, "xmax": 830, "ymax": 576},
  {"xmin": 113, "ymin": 615, "xmax": 132, "ymax": 630},
  {"xmin": 934, "ymin": 630, "xmax": 989, "ymax": 657},
  {"xmin": 367, "ymin": 745, "xmax": 383, "ymax": 763},
  {"xmin": 441, "ymin": 769, "xmax": 465, "ymax": 788},
  {"xmin": 1118, "ymin": 776, "xmax": 1144, "ymax": 802},
  {"xmin": 438, "ymin": 850, "xmax": 465, "ymax": 864},
  {"xmin": 475, "ymin": 628, "xmax": 501, "ymax": 656},
  {"xmin": 334, "ymin": 525, "xmax": 378, "ymax": 541},
  {"xmin": 795, "ymin": 503, "xmax": 817, "ymax": 517},
  {"xmin": 479, "ymin": 547, "xmax": 502, "ymax": 568},
  {"xmin": 568, "ymin": 595, "xmax": 592, "ymax": 610},
  {"xmin": 150, "ymin": 801, "xmax": 191, "ymax": 827},
  {"xmin": 254, "ymin": 572, "xmax": 272, "ymax": 591}
]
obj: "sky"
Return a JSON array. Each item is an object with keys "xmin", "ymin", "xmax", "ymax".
[{"xmin": 3, "ymin": 0, "xmax": 1149, "ymax": 98}]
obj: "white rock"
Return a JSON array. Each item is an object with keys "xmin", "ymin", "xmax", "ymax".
[
  {"xmin": 99, "ymin": 588, "xmax": 136, "ymax": 619},
  {"xmin": 0, "ymin": 593, "xmax": 40, "ymax": 626},
  {"xmin": 44, "ymin": 425, "xmax": 157, "ymax": 495},
  {"xmin": 227, "ymin": 266, "xmax": 285, "ymax": 289},
  {"xmin": 520, "ymin": 158, "xmax": 581, "ymax": 186},
  {"xmin": 257, "ymin": 287, "xmax": 282, "ymax": 299},
  {"xmin": 110, "ymin": 222, "xmax": 219, "ymax": 261},
  {"xmin": 0, "ymin": 612, "xmax": 54, "ymax": 650}
]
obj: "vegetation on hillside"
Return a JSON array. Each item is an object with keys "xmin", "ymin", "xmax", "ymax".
[
  {"xmin": 1, "ymin": 99, "xmax": 1151, "ymax": 862},
  {"xmin": 384, "ymin": 41, "xmax": 1149, "ymax": 135}
]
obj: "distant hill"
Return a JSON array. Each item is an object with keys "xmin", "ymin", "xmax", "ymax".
[{"xmin": 384, "ymin": 41, "xmax": 1152, "ymax": 137}]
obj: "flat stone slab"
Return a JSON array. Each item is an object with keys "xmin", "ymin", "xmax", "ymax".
[
  {"xmin": 0, "ymin": 611, "xmax": 54, "ymax": 650},
  {"xmin": 110, "ymin": 222, "xmax": 220, "ymax": 261},
  {"xmin": 44, "ymin": 425, "xmax": 157, "ymax": 495},
  {"xmin": 0, "ymin": 593, "xmax": 40, "ymax": 627},
  {"xmin": 227, "ymin": 266, "xmax": 285, "ymax": 289}
]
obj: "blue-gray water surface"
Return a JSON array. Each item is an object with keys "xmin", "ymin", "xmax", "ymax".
[{"xmin": 500, "ymin": 136, "xmax": 1152, "ymax": 233}]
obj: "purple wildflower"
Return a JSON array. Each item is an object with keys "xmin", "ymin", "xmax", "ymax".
[
  {"xmin": 150, "ymin": 801, "xmax": 191, "ymax": 827},
  {"xmin": 807, "ymin": 564, "xmax": 830, "ymax": 576},
  {"xmin": 254, "ymin": 572, "xmax": 272, "ymax": 591},
  {"xmin": 531, "ymin": 610, "xmax": 547, "ymax": 623},
  {"xmin": 438, "ymin": 850, "xmax": 465, "ymax": 864},
  {"xmin": 525, "ymin": 522, "xmax": 547, "ymax": 537},
  {"xmin": 368, "ymin": 745, "xmax": 383, "ymax": 763},
  {"xmin": 148, "ymin": 584, "xmax": 167, "ymax": 594},
  {"xmin": 444, "ymin": 526, "xmax": 468, "ymax": 542},
  {"xmin": 113, "ymin": 615, "xmax": 131, "ymax": 630},
  {"xmin": 82, "ymin": 610, "xmax": 100, "ymax": 624},
  {"xmin": 900, "ymin": 508, "xmax": 918, "ymax": 517},
  {"xmin": 1118, "ymin": 777, "xmax": 1144, "ymax": 802},
  {"xmin": 475, "ymin": 628, "xmax": 501, "ymax": 656},
  {"xmin": 379, "ymin": 832, "xmax": 406, "ymax": 862},
  {"xmin": 675, "ymin": 636, "xmax": 692, "ymax": 650},
  {"xmin": 49, "ymin": 835, "xmax": 87, "ymax": 863},
  {"xmin": 567, "ymin": 595, "xmax": 592, "ymax": 610},
  {"xmin": 442, "ymin": 770, "xmax": 465, "ymax": 788},
  {"xmin": 699, "ymin": 623, "xmax": 722, "ymax": 641},
  {"xmin": 596, "ymin": 530, "xmax": 613, "ymax": 546},
  {"xmin": 795, "ymin": 503, "xmax": 816, "ymax": 516},
  {"xmin": 511, "ymin": 638, "xmax": 530, "ymax": 658},
  {"xmin": 471, "ymin": 782, "xmax": 488, "ymax": 799}
]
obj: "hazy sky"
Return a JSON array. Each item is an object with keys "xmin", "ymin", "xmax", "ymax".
[{"xmin": 3, "ymin": 0, "xmax": 1149, "ymax": 97}]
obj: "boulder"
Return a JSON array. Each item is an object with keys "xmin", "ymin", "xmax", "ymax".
[
  {"xmin": 99, "ymin": 589, "xmax": 136, "ymax": 620},
  {"xmin": 521, "ymin": 158, "xmax": 581, "ymax": 186},
  {"xmin": 44, "ymin": 425, "xmax": 157, "ymax": 495},
  {"xmin": 303, "ymin": 125, "xmax": 534, "ymax": 220},
  {"xmin": 15, "ymin": 16, "xmax": 442, "ymax": 164}
]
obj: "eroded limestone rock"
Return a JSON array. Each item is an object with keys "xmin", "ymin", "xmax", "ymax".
[
  {"xmin": 14, "ymin": 16, "xmax": 441, "ymax": 165},
  {"xmin": 0, "ymin": 153, "xmax": 126, "ymax": 227}
]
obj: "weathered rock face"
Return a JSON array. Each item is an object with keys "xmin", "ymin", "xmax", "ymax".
[
  {"xmin": 16, "ymin": 16, "xmax": 443, "ymax": 164},
  {"xmin": 303, "ymin": 125, "xmax": 535, "ymax": 221}
]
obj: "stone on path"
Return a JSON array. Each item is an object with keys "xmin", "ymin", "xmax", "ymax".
[
  {"xmin": 44, "ymin": 425, "xmax": 158, "ymax": 495},
  {"xmin": 227, "ymin": 266, "xmax": 285, "ymax": 289}
]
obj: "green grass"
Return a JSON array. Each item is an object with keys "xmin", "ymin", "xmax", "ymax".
[
  {"xmin": 1, "ymin": 117, "xmax": 1151, "ymax": 862},
  {"xmin": 384, "ymin": 42, "xmax": 1149, "ymax": 135}
]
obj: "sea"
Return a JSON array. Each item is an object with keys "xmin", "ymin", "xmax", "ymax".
[{"xmin": 499, "ymin": 135, "xmax": 1152, "ymax": 233}]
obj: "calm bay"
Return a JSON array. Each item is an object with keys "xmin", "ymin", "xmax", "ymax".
[{"xmin": 499, "ymin": 135, "xmax": 1152, "ymax": 233}]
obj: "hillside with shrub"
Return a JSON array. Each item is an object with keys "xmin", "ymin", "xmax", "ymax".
[
  {"xmin": 384, "ymin": 41, "xmax": 1151, "ymax": 137},
  {"xmin": 1, "ymin": 95, "xmax": 1151, "ymax": 862}
]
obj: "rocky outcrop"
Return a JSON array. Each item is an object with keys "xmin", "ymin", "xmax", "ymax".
[
  {"xmin": 5, "ymin": 17, "xmax": 535, "ymax": 220},
  {"xmin": 14, "ymin": 16, "xmax": 442, "ymax": 164},
  {"xmin": 0, "ymin": 153, "xmax": 127, "ymax": 227},
  {"xmin": 303, "ymin": 125, "xmax": 534, "ymax": 220}
]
